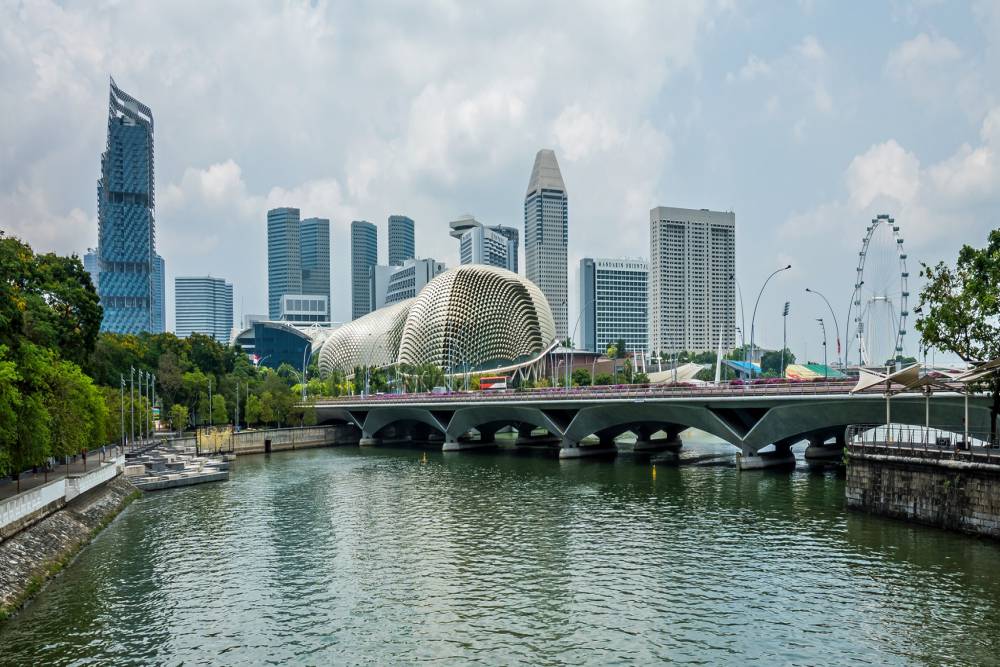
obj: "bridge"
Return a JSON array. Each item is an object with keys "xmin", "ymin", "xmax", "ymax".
[{"xmin": 313, "ymin": 381, "xmax": 995, "ymax": 468}]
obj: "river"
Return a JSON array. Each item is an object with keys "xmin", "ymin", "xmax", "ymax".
[{"xmin": 2, "ymin": 433, "xmax": 1000, "ymax": 665}]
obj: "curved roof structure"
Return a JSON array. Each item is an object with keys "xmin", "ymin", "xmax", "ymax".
[
  {"xmin": 316, "ymin": 265, "xmax": 556, "ymax": 378},
  {"xmin": 317, "ymin": 299, "xmax": 413, "ymax": 375}
]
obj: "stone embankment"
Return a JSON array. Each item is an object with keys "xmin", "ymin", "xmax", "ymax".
[
  {"xmin": 847, "ymin": 449, "xmax": 1000, "ymax": 539},
  {"xmin": 0, "ymin": 474, "xmax": 138, "ymax": 621}
]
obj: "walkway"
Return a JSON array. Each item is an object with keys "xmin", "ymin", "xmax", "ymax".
[{"xmin": 0, "ymin": 445, "xmax": 126, "ymax": 502}]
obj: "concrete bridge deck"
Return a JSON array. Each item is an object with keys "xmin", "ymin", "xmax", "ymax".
[{"xmin": 313, "ymin": 381, "xmax": 996, "ymax": 468}]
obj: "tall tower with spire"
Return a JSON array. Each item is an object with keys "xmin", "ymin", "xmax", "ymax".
[
  {"xmin": 524, "ymin": 149, "xmax": 568, "ymax": 340},
  {"xmin": 96, "ymin": 77, "xmax": 165, "ymax": 333}
]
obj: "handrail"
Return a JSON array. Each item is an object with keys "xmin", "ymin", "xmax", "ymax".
[
  {"xmin": 307, "ymin": 378, "xmax": 986, "ymax": 407},
  {"xmin": 846, "ymin": 423, "xmax": 998, "ymax": 464}
]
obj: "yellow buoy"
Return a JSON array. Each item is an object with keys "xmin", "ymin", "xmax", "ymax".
[{"xmin": 652, "ymin": 464, "xmax": 657, "ymax": 481}]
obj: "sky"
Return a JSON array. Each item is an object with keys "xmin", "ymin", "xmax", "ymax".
[{"xmin": 3, "ymin": 0, "xmax": 1000, "ymax": 364}]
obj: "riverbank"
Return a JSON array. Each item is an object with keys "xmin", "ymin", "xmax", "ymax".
[{"xmin": 0, "ymin": 475, "xmax": 138, "ymax": 622}]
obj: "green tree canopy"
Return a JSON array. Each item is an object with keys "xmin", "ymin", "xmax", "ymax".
[{"xmin": 916, "ymin": 228, "xmax": 1000, "ymax": 439}]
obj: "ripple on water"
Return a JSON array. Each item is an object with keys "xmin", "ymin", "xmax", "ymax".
[{"xmin": 2, "ymin": 442, "xmax": 1000, "ymax": 665}]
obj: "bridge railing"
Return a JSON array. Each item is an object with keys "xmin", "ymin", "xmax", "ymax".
[
  {"xmin": 846, "ymin": 424, "xmax": 999, "ymax": 464},
  {"xmin": 313, "ymin": 378, "xmax": 978, "ymax": 406}
]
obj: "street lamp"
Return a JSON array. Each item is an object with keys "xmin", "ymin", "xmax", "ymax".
[
  {"xmin": 806, "ymin": 287, "xmax": 842, "ymax": 368},
  {"xmin": 781, "ymin": 302, "xmax": 790, "ymax": 378},
  {"xmin": 749, "ymin": 265, "xmax": 791, "ymax": 376},
  {"xmin": 730, "ymin": 273, "xmax": 747, "ymax": 359},
  {"xmin": 816, "ymin": 318, "xmax": 828, "ymax": 379},
  {"xmin": 568, "ymin": 296, "xmax": 599, "ymax": 390}
]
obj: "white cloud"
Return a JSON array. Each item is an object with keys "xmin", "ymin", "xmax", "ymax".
[
  {"xmin": 726, "ymin": 54, "xmax": 772, "ymax": 83},
  {"xmin": 796, "ymin": 35, "xmax": 826, "ymax": 61},
  {"xmin": 885, "ymin": 33, "xmax": 961, "ymax": 85},
  {"xmin": 845, "ymin": 140, "xmax": 921, "ymax": 209}
]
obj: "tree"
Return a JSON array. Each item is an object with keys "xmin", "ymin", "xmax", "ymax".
[
  {"xmin": 245, "ymin": 394, "xmax": 262, "ymax": 426},
  {"xmin": 633, "ymin": 372, "xmax": 650, "ymax": 384},
  {"xmin": 593, "ymin": 373, "xmax": 614, "ymax": 386},
  {"xmin": 572, "ymin": 368, "xmax": 592, "ymax": 387},
  {"xmin": 169, "ymin": 404, "xmax": 189, "ymax": 432},
  {"xmin": 211, "ymin": 394, "xmax": 228, "ymax": 424},
  {"xmin": 761, "ymin": 349, "xmax": 795, "ymax": 377},
  {"xmin": 916, "ymin": 228, "xmax": 1000, "ymax": 442},
  {"xmin": 259, "ymin": 391, "xmax": 276, "ymax": 426},
  {"xmin": 196, "ymin": 392, "xmax": 211, "ymax": 426},
  {"xmin": 613, "ymin": 338, "xmax": 627, "ymax": 359}
]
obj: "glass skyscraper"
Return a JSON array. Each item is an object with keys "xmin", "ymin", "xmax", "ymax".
[
  {"xmin": 96, "ymin": 77, "xmax": 165, "ymax": 333},
  {"xmin": 524, "ymin": 149, "xmax": 568, "ymax": 340},
  {"xmin": 388, "ymin": 215, "xmax": 415, "ymax": 267},
  {"xmin": 175, "ymin": 276, "xmax": 233, "ymax": 343},
  {"xmin": 351, "ymin": 220, "xmax": 378, "ymax": 320},
  {"xmin": 267, "ymin": 207, "xmax": 302, "ymax": 320},
  {"xmin": 300, "ymin": 217, "xmax": 331, "ymax": 320}
]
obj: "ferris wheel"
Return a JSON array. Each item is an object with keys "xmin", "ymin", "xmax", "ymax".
[{"xmin": 846, "ymin": 214, "xmax": 910, "ymax": 368}]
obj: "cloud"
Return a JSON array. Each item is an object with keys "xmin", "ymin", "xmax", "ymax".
[
  {"xmin": 726, "ymin": 54, "xmax": 772, "ymax": 83},
  {"xmin": 796, "ymin": 35, "xmax": 826, "ymax": 61},
  {"xmin": 845, "ymin": 140, "xmax": 921, "ymax": 209}
]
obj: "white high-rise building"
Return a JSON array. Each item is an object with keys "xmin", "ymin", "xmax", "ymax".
[
  {"xmin": 579, "ymin": 258, "xmax": 648, "ymax": 356},
  {"xmin": 649, "ymin": 206, "xmax": 736, "ymax": 355},
  {"xmin": 370, "ymin": 258, "xmax": 447, "ymax": 310},
  {"xmin": 449, "ymin": 215, "xmax": 517, "ymax": 272},
  {"xmin": 524, "ymin": 149, "xmax": 568, "ymax": 340},
  {"xmin": 174, "ymin": 276, "xmax": 234, "ymax": 343}
]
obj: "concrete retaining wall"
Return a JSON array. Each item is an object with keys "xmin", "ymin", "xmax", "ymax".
[
  {"xmin": 0, "ymin": 475, "xmax": 138, "ymax": 620},
  {"xmin": 847, "ymin": 452, "xmax": 1000, "ymax": 538},
  {"xmin": 232, "ymin": 425, "xmax": 358, "ymax": 455},
  {"xmin": 1, "ymin": 457, "xmax": 124, "ymax": 539}
]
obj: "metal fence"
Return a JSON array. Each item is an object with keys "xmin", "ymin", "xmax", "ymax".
[{"xmin": 846, "ymin": 423, "xmax": 999, "ymax": 464}]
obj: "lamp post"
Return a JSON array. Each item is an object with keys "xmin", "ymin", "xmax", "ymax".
[
  {"xmin": 730, "ymin": 273, "xmax": 747, "ymax": 360},
  {"xmin": 120, "ymin": 374, "xmax": 125, "ymax": 453},
  {"xmin": 781, "ymin": 302, "xmax": 790, "ymax": 378},
  {"xmin": 749, "ymin": 265, "xmax": 791, "ymax": 377},
  {"xmin": 568, "ymin": 296, "xmax": 598, "ymax": 390},
  {"xmin": 806, "ymin": 287, "xmax": 842, "ymax": 368},
  {"xmin": 301, "ymin": 344, "xmax": 311, "ymax": 402},
  {"xmin": 817, "ymin": 318, "xmax": 828, "ymax": 379},
  {"xmin": 129, "ymin": 366, "xmax": 135, "ymax": 449}
]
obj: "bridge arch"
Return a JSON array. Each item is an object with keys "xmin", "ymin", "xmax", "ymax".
[
  {"xmin": 562, "ymin": 403, "xmax": 742, "ymax": 448},
  {"xmin": 362, "ymin": 407, "xmax": 447, "ymax": 440},
  {"xmin": 741, "ymin": 394, "xmax": 993, "ymax": 453},
  {"xmin": 446, "ymin": 406, "xmax": 565, "ymax": 444}
]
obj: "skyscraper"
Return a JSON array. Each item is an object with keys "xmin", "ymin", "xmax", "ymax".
[
  {"xmin": 579, "ymin": 258, "xmax": 648, "ymax": 355},
  {"xmin": 175, "ymin": 276, "xmax": 233, "ymax": 343},
  {"xmin": 95, "ymin": 77, "xmax": 161, "ymax": 333},
  {"xmin": 300, "ymin": 217, "xmax": 331, "ymax": 320},
  {"xmin": 388, "ymin": 215, "xmax": 415, "ymax": 267},
  {"xmin": 492, "ymin": 225, "xmax": 519, "ymax": 273},
  {"xmin": 151, "ymin": 253, "xmax": 165, "ymax": 333},
  {"xmin": 524, "ymin": 149, "xmax": 568, "ymax": 340},
  {"xmin": 267, "ymin": 207, "xmax": 302, "ymax": 320},
  {"xmin": 449, "ymin": 215, "xmax": 517, "ymax": 272},
  {"xmin": 351, "ymin": 220, "xmax": 378, "ymax": 320},
  {"xmin": 83, "ymin": 248, "xmax": 98, "ymax": 286},
  {"xmin": 648, "ymin": 206, "xmax": 736, "ymax": 355}
]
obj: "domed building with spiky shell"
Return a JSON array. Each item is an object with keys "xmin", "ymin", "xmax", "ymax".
[{"xmin": 316, "ymin": 265, "xmax": 557, "ymax": 381}]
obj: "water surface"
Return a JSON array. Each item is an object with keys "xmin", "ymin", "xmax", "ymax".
[{"xmin": 2, "ymin": 434, "xmax": 999, "ymax": 665}]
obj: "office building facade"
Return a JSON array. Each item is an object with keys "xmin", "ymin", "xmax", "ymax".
[
  {"xmin": 384, "ymin": 258, "xmax": 447, "ymax": 305},
  {"xmin": 524, "ymin": 149, "xmax": 568, "ymax": 340},
  {"xmin": 175, "ymin": 276, "xmax": 234, "ymax": 343},
  {"xmin": 300, "ymin": 217, "xmax": 331, "ymax": 320},
  {"xmin": 449, "ymin": 215, "xmax": 517, "ymax": 272},
  {"xmin": 351, "ymin": 220, "xmax": 378, "ymax": 320},
  {"xmin": 267, "ymin": 207, "xmax": 302, "ymax": 320},
  {"xmin": 648, "ymin": 206, "xmax": 736, "ymax": 355},
  {"xmin": 95, "ymin": 77, "xmax": 164, "ymax": 333},
  {"xmin": 388, "ymin": 215, "xmax": 415, "ymax": 267},
  {"xmin": 579, "ymin": 258, "xmax": 648, "ymax": 356}
]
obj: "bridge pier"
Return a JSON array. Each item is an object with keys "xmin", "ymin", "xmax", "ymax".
[
  {"xmin": 737, "ymin": 447, "xmax": 796, "ymax": 471},
  {"xmin": 804, "ymin": 434, "xmax": 845, "ymax": 462},
  {"xmin": 359, "ymin": 436, "xmax": 381, "ymax": 447},
  {"xmin": 558, "ymin": 439, "xmax": 617, "ymax": 459},
  {"xmin": 442, "ymin": 439, "xmax": 498, "ymax": 452}
]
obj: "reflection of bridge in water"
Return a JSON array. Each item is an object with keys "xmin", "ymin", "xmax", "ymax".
[{"xmin": 314, "ymin": 381, "xmax": 995, "ymax": 469}]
